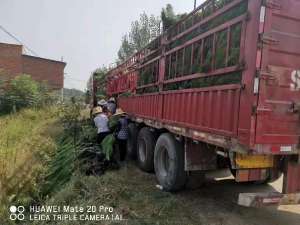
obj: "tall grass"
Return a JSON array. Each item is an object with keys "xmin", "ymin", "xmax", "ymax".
[{"xmin": 0, "ymin": 107, "xmax": 63, "ymax": 222}]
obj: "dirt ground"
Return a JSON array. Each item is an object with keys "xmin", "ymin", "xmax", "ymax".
[{"xmin": 124, "ymin": 163, "xmax": 300, "ymax": 225}]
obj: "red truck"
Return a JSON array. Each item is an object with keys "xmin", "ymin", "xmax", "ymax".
[{"xmin": 92, "ymin": 0, "xmax": 300, "ymax": 206}]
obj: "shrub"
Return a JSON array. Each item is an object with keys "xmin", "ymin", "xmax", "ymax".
[
  {"xmin": 1, "ymin": 74, "xmax": 39, "ymax": 113},
  {"xmin": 0, "ymin": 74, "xmax": 59, "ymax": 114}
]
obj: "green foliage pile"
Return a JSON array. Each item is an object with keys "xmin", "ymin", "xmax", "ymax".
[
  {"xmin": 166, "ymin": 0, "xmax": 236, "ymax": 40},
  {"xmin": 202, "ymin": 35, "xmax": 214, "ymax": 72},
  {"xmin": 113, "ymin": 1, "xmax": 246, "ymax": 96},
  {"xmin": 42, "ymin": 136, "xmax": 77, "ymax": 195},
  {"xmin": 161, "ymin": 4, "xmax": 178, "ymax": 32},
  {"xmin": 118, "ymin": 91, "xmax": 133, "ymax": 98},
  {"xmin": 138, "ymin": 61, "xmax": 159, "ymax": 86},
  {"xmin": 215, "ymin": 29, "xmax": 228, "ymax": 69},
  {"xmin": 136, "ymin": 85, "xmax": 159, "ymax": 94},
  {"xmin": 228, "ymin": 23, "xmax": 242, "ymax": 66},
  {"xmin": 42, "ymin": 102, "xmax": 85, "ymax": 196},
  {"xmin": 101, "ymin": 134, "xmax": 116, "ymax": 160},
  {"xmin": 161, "ymin": 2, "xmax": 245, "ymax": 92},
  {"xmin": 161, "ymin": 4, "xmax": 187, "ymax": 32},
  {"xmin": 166, "ymin": 1, "xmax": 247, "ymax": 50},
  {"xmin": 102, "ymin": 114, "xmax": 124, "ymax": 160},
  {"xmin": 43, "ymin": 102, "xmax": 121, "ymax": 197},
  {"xmin": 164, "ymin": 72, "xmax": 242, "ymax": 91},
  {"xmin": 108, "ymin": 114, "xmax": 119, "ymax": 130}
]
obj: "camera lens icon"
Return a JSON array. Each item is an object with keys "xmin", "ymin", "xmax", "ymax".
[{"xmin": 9, "ymin": 205, "xmax": 25, "ymax": 221}]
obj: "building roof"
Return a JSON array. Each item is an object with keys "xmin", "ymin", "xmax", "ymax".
[
  {"xmin": 0, "ymin": 42, "xmax": 66, "ymax": 66},
  {"xmin": 23, "ymin": 54, "xmax": 66, "ymax": 66}
]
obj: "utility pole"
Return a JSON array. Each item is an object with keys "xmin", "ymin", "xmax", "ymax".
[
  {"xmin": 194, "ymin": 0, "xmax": 197, "ymax": 9},
  {"xmin": 62, "ymin": 72, "xmax": 67, "ymax": 102},
  {"xmin": 61, "ymin": 88, "xmax": 64, "ymax": 102}
]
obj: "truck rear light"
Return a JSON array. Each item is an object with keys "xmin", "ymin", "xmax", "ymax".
[
  {"xmin": 260, "ymin": 6, "xmax": 266, "ymax": 23},
  {"xmin": 280, "ymin": 146, "xmax": 292, "ymax": 152},
  {"xmin": 271, "ymin": 146, "xmax": 280, "ymax": 153},
  {"xmin": 253, "ymin": 77, "xmax": 260, "ymax": 94},
  {"xmin": 259, "ymin": 6, "xmax": 266, "ymax": 33},
  {"xmin": 271, "ymin": 145, "xmax": 293, "ymax": 153}
]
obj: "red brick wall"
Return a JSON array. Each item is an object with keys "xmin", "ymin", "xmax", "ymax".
[
  {"xmin": 22, "ymin": 55, "xmax": 65, "ymax": 89},
  {"xmin": 0, "ymin": 43, "xmax": 23, "ymax": 79},
  {"xmin": 0, "ymin": 43, "xmax": 65, "ymax": 90}
]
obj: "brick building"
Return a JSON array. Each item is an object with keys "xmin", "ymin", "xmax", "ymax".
[{"xmin": 0, "ymin": 42, "xmax": 66, "ymax": 89}]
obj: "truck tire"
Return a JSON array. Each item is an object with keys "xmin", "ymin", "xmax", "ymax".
[
  {"xmin": 127, "ymin": 123, "xmax": 138, "ymax": 159},
  {"xmin": 137, "ymin": 127, "xmax": 156, "ymax": 172},
  {"xmin": 154, "ymin": 133, "xmax": 187, "ymax": 191}
]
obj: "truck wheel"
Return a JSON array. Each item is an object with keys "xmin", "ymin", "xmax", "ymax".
[
  {"xmin": 137, "ymin": 127, "xmax": 156, "ymax": 172},
  {"xmin": 127, "ymin": 123, "xmax": 138, "ymax": 159},
  {"xmin": 154, "ymin": 133, "xmax": 187, "ymax": 191}
]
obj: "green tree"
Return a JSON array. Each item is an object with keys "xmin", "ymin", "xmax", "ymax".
[
  {"xmin": 117, "ymin": 12, "xmax": 161, "ymax": 62},
  {"xmin": 161, "ymin": 4, "xmax": 187, "ymax": 32},
  {"xmin": 0, "ymin": 69, "xmax": 10, "ymax": 94},
  {"xmin": 37, "ymin": 81, "xmax": 56, "ymax": 106},
  {"xmin": 6, "ymin": 75, "xmax": 39, "ymax": 111},
  {"xmin": 93, "ymin": 66, "xmax": 108, "ymax": 98},
  {"xmin": 0, "ymin": 74, "xmax": 62, "ymax": 114},
  {"xmin": 117, "ymin": 34, "xmax": 134, "ymax": 62},
  {"xmin": 161, "ymin": 4, "xmax": 177, "ymax": 31}
]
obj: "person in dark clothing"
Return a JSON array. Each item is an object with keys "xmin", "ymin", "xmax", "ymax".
[
  {"xmin": 107, "ymin": 97, "xmax": 117, "ymax": 115},
  {"xmin": 114, "ymin": 108, "xmax": 128, "ymax": 161},
  {"xmin": 98, "ymin": 99, "xmax": 108, "ymax": 112}
]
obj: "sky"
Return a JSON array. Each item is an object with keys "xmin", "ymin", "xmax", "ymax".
[{"xmin": 0, "ymin": 0, "xmax": 204, "ymax": 91}]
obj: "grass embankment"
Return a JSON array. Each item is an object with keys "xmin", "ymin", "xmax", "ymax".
[
  {"xmin": 0, "ymin": 106, "xmax": 197, "ymax": 225},
  {"xmin": 39, "ymin": 164, "xmax": 198, "ymax": 225},
  {"xmin": 0, "ymin": 107, "xmax": 63, "ymax": 222}
]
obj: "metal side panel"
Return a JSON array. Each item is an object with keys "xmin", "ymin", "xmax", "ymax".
[
  {"xmin": 255, "ymin": 0, "xmax": 300, "ymax": 150},
  {"xmin": 119, "ymin": 84, "xmax": 241, "ymax": 138}
]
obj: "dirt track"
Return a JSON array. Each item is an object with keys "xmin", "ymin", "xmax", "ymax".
[
  {"xmin": 128, "ymin": 164, "xmax": 300, "ymax": 225},
  {"xmin": 177, "ymin": 169, "xmax": 300, "ymax": 225}
]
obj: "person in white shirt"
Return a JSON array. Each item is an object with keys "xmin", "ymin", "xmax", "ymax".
[{"xmin": 92, "ymin": 107, "xmax": 110, "ymax": 144}]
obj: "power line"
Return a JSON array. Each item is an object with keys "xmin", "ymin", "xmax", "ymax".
[{"xmin": 0, "ymin": 24, "xmax": 39, "ymax": 56}]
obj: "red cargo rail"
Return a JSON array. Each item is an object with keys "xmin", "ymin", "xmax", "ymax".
[{"xmin": 93, "ymin": 0, "xmax": 300, "ymax": 204}]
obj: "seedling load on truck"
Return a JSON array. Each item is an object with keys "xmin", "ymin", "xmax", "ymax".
[{"xmin": 90, "ymin": 0, "xmax": 300, "ymax": 207}]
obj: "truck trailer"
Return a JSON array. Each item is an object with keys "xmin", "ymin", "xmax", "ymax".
[{"xmin": 92, "ymin": 0, "xmax": 300, "ymax": 207}]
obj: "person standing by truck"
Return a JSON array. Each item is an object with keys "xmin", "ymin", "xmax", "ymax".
[
  {"xmin": 98, "ymin": 99, "xmax": 108, "ymax": 111},
  {"xmin": 115, "ymin": 108, "xmax": 128, "ymax": 161},
  {"xmin": 93, "ymin": 106, "xmax": 110, "ymax": 144},
  {"xmin": 107, "ymin": 97, "xmax": 117, "ymax": 114}
]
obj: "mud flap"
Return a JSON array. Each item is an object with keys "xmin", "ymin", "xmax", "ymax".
[
  {"xmin": 238, "ymin": 192, "xmax": 300, "ymax": 207},
  {"xmin": 283, "ymin": 159, "xmax": 300, "ymax": 193},
  {"xmin": 184, "ymin": 139, "xmax": 217, "ymax": 171},
  {"xmin": 235, "ymin": 168, "xmax": 269, "ymax": 182},
  {"xmin": 238, "ymin": 159, "xmax": 300, "ymax": 207}
]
